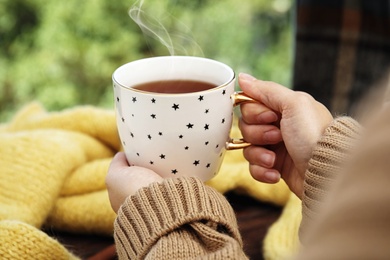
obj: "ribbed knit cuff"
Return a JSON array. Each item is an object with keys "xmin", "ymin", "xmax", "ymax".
[
  {"xmin": 114, "ymin": 177, "xmax": 241, "ymax": 259},
  {"xmin": 299, "ymin": 117, "xmax": 361, "ymax": 242}
]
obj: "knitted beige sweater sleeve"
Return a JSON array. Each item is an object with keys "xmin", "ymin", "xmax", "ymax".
[
  {"xmin": 113, "ymin": 117, "xmax": 363, "ymax": 259},
  {"xmin": 296, "ymin": 102, "xmax": 390, "ymax": 258},
  {"xmin": 113, "ymin": 177, "xmax": 249, "ymax": 260},
  {"xmin": 299, "ymin": 116, "xmax": 361, "ymax": 241}
]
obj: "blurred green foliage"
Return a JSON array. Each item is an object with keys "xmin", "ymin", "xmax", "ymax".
[{"xmin": 0, "ymin": 0, "xmax": 293, "ymax": 122}]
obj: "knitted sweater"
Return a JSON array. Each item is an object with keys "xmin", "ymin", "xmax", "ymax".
[
  {"xmin": 0, "ymin": 103, "xmax": 297, "ymax": 259},
  {"xmin": 113, "ymin": 108, "xmax": 390, "ymax": 259}
]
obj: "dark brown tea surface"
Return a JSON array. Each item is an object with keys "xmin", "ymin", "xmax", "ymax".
[{"xmin": 133, "ymin": 80, "xmax": 216, "ymax": 94}]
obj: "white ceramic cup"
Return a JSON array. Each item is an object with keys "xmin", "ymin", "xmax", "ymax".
[{"xmin": 113, "ymin": 56, "xmax": 251, "ymax": 181}]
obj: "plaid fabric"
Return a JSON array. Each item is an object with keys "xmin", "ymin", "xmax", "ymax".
[{"xmin": 293, "ymin": 0, "xmax": 390, "ymax": 115}]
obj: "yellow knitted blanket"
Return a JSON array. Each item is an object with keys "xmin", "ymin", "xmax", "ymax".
[{"xmin": 0, "ymin": 103, "xmax": 301, "ymax": 259}]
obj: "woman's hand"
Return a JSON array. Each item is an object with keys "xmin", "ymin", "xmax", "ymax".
[
  {"xmin": 238, "ymin": 73, "xmax": 333, "ymax": 198},
  {"xmin": 106, "ymin": 152, "xmax": 163, "ymax": 212}
]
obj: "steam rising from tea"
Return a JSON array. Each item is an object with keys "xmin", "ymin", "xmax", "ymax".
[{"xmin": 129, "ymin": 0, "xmax": 204, "ymax": 56}]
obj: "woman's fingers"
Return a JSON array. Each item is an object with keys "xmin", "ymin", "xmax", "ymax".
[
  {"xmin": 249, "ymin": 164, "xmax": 281, "ymax": 184},
  {"xmin": 239, "ymin": 118, "xmax": 282, "ymax": 145},
  {"xmin": 240, "ymin": 102, "xmax": 279, "ymax": 125},
  {"xmin": 243, "ymin": 145, "xmax": 281, "ymax": 184},
  {"xmin": 239, "ymin": 73, "xmax": 294, "ymax": 114},
  {"xmin": 238, "ymin": 91, "xmax": 281, "ymax": 145},
  {"xmin": 109, "ymin": 152, "xmax": 130, "ymax": 170},
  {"xmin": 243, "ymin": 145, "xmax": 275, "ymax": 169},
  {"xmin": 106, "ymin": 152, "xmax": 163, "ymax": 212}
]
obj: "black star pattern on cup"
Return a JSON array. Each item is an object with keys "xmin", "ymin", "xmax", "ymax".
[
  {"xmin": 172, "ymin": 103, "xmax": 180, "ymax": 110},
  {"xmin": 116, "ymin": 85, "xmax": 233, "ymax": 179}
]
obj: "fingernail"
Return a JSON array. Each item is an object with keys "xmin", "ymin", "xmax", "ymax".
[
  {"xmin": 264, "ymin": 130, "xmax": 282, "ymax": 143},
  {"xmin": 257, "ymin": 111, "xmax": 278, "ymax": 124},
  {"xmin": 260, "ymin": 153, "xmax": 274, "ymax": 167},
  {"xmin": 239, "ymin": 73, "xmax": 256, "ymax": 81},
  {"xmin": 264, "ymin": 171, "xmax": 281, "ymax": 183}
]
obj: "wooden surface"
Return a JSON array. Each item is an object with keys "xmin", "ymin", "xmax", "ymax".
[{"xmin": 46, "ymin": 192, "xmax": 282, "ymax": 259}]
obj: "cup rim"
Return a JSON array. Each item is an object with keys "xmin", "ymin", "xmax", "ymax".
[{"xmin": 112, "ymin": 56, "xmax": 235, "ymax": 96}]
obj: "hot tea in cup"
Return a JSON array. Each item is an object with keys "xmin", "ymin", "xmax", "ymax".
[{"xmin": 113, "ymin": 56, "xmax": 250, "ymax": 181}]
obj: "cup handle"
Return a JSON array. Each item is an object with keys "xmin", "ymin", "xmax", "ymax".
[
  {"xmin": 231, "ymin": 91, "xmax": 256, "ymax": 106},
  {"xmin": 225, "ymin": 91, "xmax": 256, "ymax": 150}
]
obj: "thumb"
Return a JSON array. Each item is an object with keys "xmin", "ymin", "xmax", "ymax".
[
  {"xmin": 238, "ymin": 73, "xmax": 294, "ymax": 113},
  {"xmin": 108, "ymin": 152, "xmax": 130, "ymax": 171}
]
